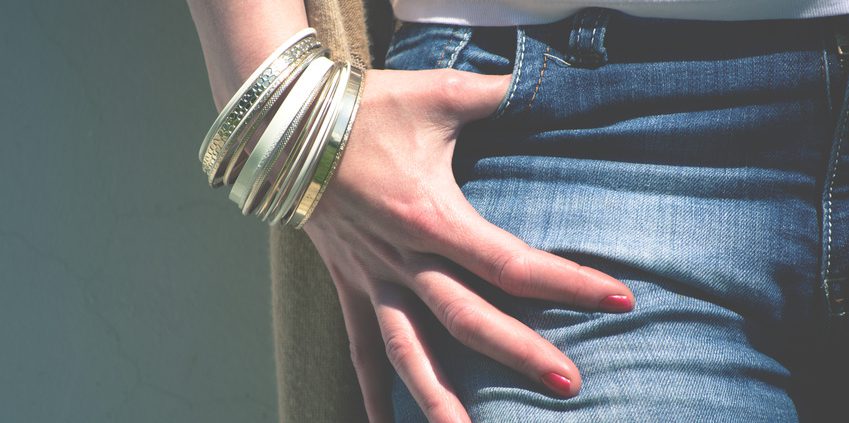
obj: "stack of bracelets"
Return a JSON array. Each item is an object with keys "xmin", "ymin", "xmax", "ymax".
[{"xmin": 198, "ymin": 28, "xmax": 364, "ymax": 229}]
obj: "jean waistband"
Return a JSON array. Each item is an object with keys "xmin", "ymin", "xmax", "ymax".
[{"xmin": 461, "ymin": 8, "xmax": 848, "ymax": 69}]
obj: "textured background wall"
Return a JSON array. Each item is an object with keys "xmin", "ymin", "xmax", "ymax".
[{"xmin": 0, "ymin": 1, "xmax": 279, "ymax": 421}]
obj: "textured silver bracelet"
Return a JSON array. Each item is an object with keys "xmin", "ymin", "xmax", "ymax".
[
  {"xmin": 221, "ymin": 46, "xmax": 328, "ymax": 186},
  {"xmin": 198, "ymin": 27, "xmax": 366, "ymax": 230},
  {"xmin": 229, "ymin": 57, "xmax": 335, "ymax": 214},
  {"xmin": 199, "ymin": 28, "xmax": 317, "ymax": 186}
]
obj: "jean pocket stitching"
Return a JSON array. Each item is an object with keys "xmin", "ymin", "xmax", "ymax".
[
  {"xmin": 446, "ymin": 28, "xmax": 472, "ymax": 69},
  {"xmin": 825, "ymin": 95, "xmax": 847, "ymax": 297},
  {"xmin": 494, "ymin": 28, "xmax": 527, "ymax": 119},
  {"xmin": 823, "ymin": 24, "xmax": 847, "ymax": 317},
  {"xmin": 526, "ymin": 46, "xmax": 551, "ymax": 110},
  {"xmin": 436, "ymin": 27, "xmax": 465, "ymax": 68},
  {"xmin": 824, "ymin": 107, "xmax": 846, "ymax": 321},
  {"xmin": 433, "ymin": 28, "xmax": 452, "ymax": 68}
]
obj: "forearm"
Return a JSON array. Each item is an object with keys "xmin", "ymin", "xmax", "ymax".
[{"xmin": 186, "ymin": 0, "xmax": 308, "ymax": 109}]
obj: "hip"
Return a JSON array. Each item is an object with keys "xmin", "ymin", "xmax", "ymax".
[{"xmin": 384, "ymin": 9, "xmax": 849, "ymax": 421}]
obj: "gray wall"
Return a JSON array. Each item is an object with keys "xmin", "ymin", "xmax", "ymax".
[{"xmin": 0, "ymin": 1, "xmax": 279, "ymax": 421}]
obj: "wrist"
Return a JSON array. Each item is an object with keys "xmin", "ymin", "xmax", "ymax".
[{"xmin": 187, "ymin": 0, "xmax": 308, "ymax": 108}]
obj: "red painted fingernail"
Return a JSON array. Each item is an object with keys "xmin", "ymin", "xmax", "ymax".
[
  {"xmin": 599, "ymin": 295, "xmax": 633, "ymax": 313},
  {"xmin": 540, "ymin": 372, "xmax": 572, "ymax": 397}
]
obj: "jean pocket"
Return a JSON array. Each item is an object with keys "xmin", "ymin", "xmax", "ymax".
[
  {"xmin": 438, "ymin": 26, "xmax": 529, "ymax": 121},
  {"xmin": 383, "ymin": 23, "xmax": 538, "ymax": 122},
  {"xmin": 384, "ymin": 22, "xmax": 473, "ymax": 70},
  {"xmin": 491, "ymin": 28, "xmax": 526, "ymax": 120}
]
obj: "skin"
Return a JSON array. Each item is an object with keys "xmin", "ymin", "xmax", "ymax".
[{"xmin": 187, "ymin": 1, "xmax": 636, "ymax": 422}]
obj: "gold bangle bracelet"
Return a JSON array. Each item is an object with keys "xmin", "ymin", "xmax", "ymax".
[
  {"xmin": 266, "ymin": 64, "xmax": 346, "ymax": 224},
  {"xmin": 199, "ymin": 28, "xmax": 317, "ymax": 185},
  {"xmin": 256, "ymin": 64, "xmax": 344, "ymax": 220},
  {"xmin": 251, "ymin": 63, "xmax": 341, "ymax": 218},
  {"xmin": 229, "ymin": 57, "xmax": 335, "ymax": 213},
  {"xmin": 274, "ymin": 64, "xmax": 350, "ymax": 226},
  {"xmin": 290, "ymin": 65, "xmax": 364, "ymax": 229}
]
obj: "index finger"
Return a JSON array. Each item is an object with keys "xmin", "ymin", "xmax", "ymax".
[{"xmin": 428, "ymin": 187, "xmax": 634, "ymax": 312}]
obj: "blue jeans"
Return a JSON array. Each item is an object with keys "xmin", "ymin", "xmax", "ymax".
[{"xmin": 384, "ymin": 9, "xmax": 849, "ymax": 422}]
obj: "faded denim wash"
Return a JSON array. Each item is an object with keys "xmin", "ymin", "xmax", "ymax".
[{"xmin": 385, "ymin": 8, "xmax": 849, "ymax": 422}]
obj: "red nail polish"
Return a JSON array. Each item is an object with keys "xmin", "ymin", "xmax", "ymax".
[
  {"xmin": 540, "ymin": 372, "xmax": 572, "ymax": 397},
  {"xmin": 599, "ymin": 295, "xmax": 632, "ymax": 312}
]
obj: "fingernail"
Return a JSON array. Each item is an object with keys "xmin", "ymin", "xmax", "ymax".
[
  {"xmin": 540, "ymin": 372, "xmax": 572, "ymax": 397},
  {"xmin": 599, "ymin": 295, "xmax": 633, "ymax": 313}
]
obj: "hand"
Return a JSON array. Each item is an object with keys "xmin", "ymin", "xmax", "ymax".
[{"xmin": 303, "ymin": 68, "xmax": 635, "ymax": 423}]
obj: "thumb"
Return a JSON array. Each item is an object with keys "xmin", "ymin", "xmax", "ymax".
[{"xmin": 436, "ymin": 70, "xmax": 512, "ymax": 124}]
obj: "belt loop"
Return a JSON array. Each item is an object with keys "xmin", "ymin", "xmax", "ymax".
[{"xmin": 565, "ymin": 8, "xmax": 611, "ymax": 68}]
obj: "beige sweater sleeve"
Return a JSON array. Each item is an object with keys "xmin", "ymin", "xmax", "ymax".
[{"xmin": 270, "ymin": 1, "xmax": 375, "ymax": 422}]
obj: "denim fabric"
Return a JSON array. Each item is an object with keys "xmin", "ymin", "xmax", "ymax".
[{"xmin": 385, "ymin": 9, "xmax": 849, "ymax": 422}]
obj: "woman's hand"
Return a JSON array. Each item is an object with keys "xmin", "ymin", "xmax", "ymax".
[{"xmin": 303, "ymin": 68, "xmax": 635, "ymax": 423}]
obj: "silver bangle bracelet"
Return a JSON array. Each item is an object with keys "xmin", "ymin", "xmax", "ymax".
[
  {"xmin": 199, "ymin": 27, "xmax": 317, "ymax": 186},
  {"xmin": 219, "ymin": 44, "xmax": 327, "ymax": 187},
  {"xmin": 290, "ymin": 64, "xmax": 364, "ymax": 229},
  {"xmin": 229, "ymin": 56, "xmax": 335, "ymax": 213},
  {"xmin": 247, "ymin": 61, "xmax": 340, "ymax": 218},
  {"xmin": 273, "ymin": 64, "xmax": 349, "ymax": 226},
  {"xmin": 197, "ymin": 27, "xmax": 366, "ymax": 230},
  {"xmin": 259, "ymin": 64, "xmax": 345, "ymax": 222},
  {"xmin": 221, "ymin": 46, "xmax": 329, "ymax": 187}
]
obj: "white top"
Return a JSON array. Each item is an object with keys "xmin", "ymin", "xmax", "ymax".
[{"xmin": 390, "ymin": 0, "xmax": 849, "ymax": 25}]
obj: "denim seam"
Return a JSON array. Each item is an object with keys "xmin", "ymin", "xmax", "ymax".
[
  {"xmin": 496, "ymin": 29, "xmax": 526, "ymax": 119},
  {"xmin": 821, "ymin": 37, "xmax": 833, "ymax": 116},
  {"xmin": 590, "ymin": 10, "xmax": 602, "ymax": 52},
  {"xmin": 435, "ymin": 41, "xmax": 448, "ymax": 68},
  {"xmin": 825, "ymin": 113, "xmax": 844, "ymax": 284},
  {"xmin": 446, "ymin": 28, "xmax": 472, "ymax": 69},
  {"xmin": 590, "ymin": 26, "xmax": 600, "ymax": 52},
  {"xmin": 569, "ymin": 12, "xmax": 591, "ymax": 64},
  {"xmin": 527, "ymin": 46, "xmax": 550, "ymax": 109},
  {"xmin": 435, "ymin": 28, "xmax": 459, "ymax": 68},
  {"xmin": 575, "ymin": 13, "xmax": 585, "ymax": 51}
]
